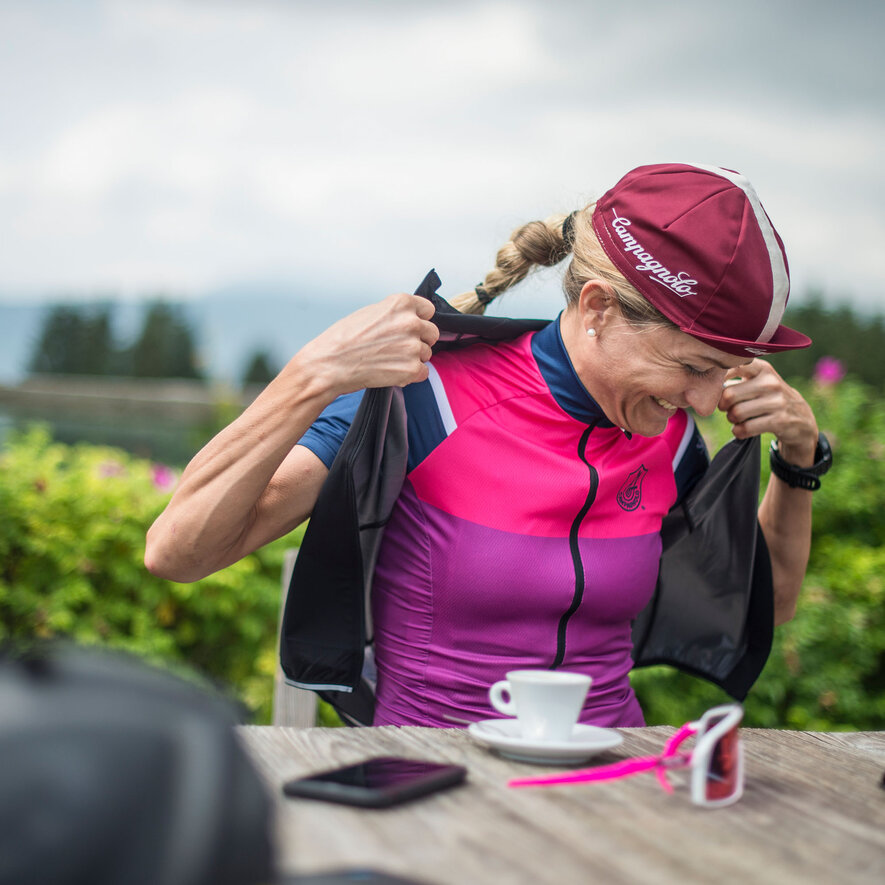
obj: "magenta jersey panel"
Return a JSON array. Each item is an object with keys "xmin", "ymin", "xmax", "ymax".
[{"xmin": 371, "ymin": 332, "xmax": 693, "ymax": 728}]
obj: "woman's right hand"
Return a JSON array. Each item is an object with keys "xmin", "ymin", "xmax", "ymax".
[
  {"xmin": 145, "ymin": 292, "xmax": 439, "ymax": 583},
  {"xmin": 296, "ymin": 293, "xmax": 440, "ymax": 396}
]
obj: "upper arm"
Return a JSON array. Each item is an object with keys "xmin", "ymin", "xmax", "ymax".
[
  {"xmin": 236, "ymin": 391, "xmax": 365, "ymax": 556},
  {"xmin": 233, "ymin": 444, "xmax": 329, "ymax": 560}
]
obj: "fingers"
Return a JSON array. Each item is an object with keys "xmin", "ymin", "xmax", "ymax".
[
  {"xmin": 300, "ymin": 292, "xmax": 441, "ymax": 394},
  {"xmin": 384, "ymin": 293, "xmax": 439, "ymax": 348},
  {"xmin": 724, "ymin": 358, "xmax": 764, "ymax": 384},
  {"xmin": 718, "ymin": 359, "xmax": 818, "ymax": 455}
]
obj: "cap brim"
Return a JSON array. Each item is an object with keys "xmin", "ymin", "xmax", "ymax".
[{"xmin": 681, "ymin": 323, "xmax": 812, "ymax": 358}]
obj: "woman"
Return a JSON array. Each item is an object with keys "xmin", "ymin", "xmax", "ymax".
[{"xmin": 146, "ymin": 163, "xmax": 823, "ymax": 727}]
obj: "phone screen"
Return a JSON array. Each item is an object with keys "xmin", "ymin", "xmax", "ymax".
[{"xmin": 282, "ymin": 757, "xmax": 467, "ymax": 808}]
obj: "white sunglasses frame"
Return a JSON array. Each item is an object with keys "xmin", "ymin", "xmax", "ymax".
[{"xmin": 685, "ymin": 703, "xmax": 745, "ymax": 807}]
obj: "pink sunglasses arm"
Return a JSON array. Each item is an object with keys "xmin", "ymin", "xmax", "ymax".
[
  {"xmin": 653, "ymin": 722, "xmax": 697, "ymax": 792},
  {"xmin": 508, "ymin": 722, "xmax": 700, "ymax": 791},
  {"xmin": 509, "ymin": 755, "xmax": 661, "ymax": 788},
  {"xmin": 662, "ymin": 722, "xmax": 698, "ymax": 759}
]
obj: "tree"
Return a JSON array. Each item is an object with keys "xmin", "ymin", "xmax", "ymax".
[
  {"xmin": 126, "ymin": 301, "xmax": 204, "ymax": 380},
  {"xmin": 29, "ymin": 304, "xmax": 115, "ymax": 376},
  {"xmin": 241, "ymin": 349, "xmax": 278, "ymax": 386},
  {"xmin": 771, "ymin": 294, "xmax": 885, "ymax": 388}
]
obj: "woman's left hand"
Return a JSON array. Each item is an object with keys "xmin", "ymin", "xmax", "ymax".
[{"xmin": 718, "ymin": 359, "xmax": 818, "ymax": 466}]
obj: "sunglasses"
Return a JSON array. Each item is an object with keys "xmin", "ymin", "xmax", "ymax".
[{"xmin": 509, "ymin": 703, "xmax": 744, "ymax": 808}]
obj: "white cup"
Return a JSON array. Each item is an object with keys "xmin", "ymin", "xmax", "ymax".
[{"xmin": 488, "ymin": 670, "xmax": 592, "ymax": 742}]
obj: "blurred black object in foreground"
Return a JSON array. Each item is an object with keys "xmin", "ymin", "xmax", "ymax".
[{"xmin": 0, "ymin": 642, "xmax": 274, "ymax": 885}]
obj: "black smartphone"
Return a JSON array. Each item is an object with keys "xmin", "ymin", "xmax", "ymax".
[{"xmin": 281, "ymin": 756, "xmax": 467, "ymax": 808}]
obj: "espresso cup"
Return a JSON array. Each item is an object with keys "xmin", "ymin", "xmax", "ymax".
[{"xmin": 488, "ymin": 670, "xmax": 592, "ymax": 742}]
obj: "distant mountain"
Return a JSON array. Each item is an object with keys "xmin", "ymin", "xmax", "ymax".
[
  {"xmin": 186, "ymin": 282, "xmax": 370, "ymax": 382},
  {"xmin": 0, "ymin": 277, "xmax": 562, "ymax": 385},
  {"xmin": 0, "ymin": 283, "xmax": 370, "ymax": 385}
]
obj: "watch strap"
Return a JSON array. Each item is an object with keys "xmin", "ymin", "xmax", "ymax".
[{"xmin": 769, "ymin": 433, "xmax": 832, "ymax": 491}]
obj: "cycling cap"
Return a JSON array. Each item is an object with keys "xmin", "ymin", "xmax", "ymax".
[{"xmin": 591, "ymin": 163, "xmax": 811, "ymax": 356}]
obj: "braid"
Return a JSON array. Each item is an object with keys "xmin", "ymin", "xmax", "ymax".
[
  {"xmin": 450, "ymin": 214, "xmax": 573, "ymax": 315},
  {"xmin": 450, "ymin": 202, "xmax": 675, "ymax": 331}
]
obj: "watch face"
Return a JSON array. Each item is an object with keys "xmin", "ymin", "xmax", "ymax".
[{"xmin": 814, "ymin": 433, "xmax": 833, "ymax": 475}]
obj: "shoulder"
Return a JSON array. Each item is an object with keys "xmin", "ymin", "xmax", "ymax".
[{"xmin": 429, "ymin": 332, "xmax": 544, "ymax": 417}]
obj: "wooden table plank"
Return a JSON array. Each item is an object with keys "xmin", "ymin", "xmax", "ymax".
[{"xmin": 238, "ymin": 726, "xmax": 885, "ymax": 885}]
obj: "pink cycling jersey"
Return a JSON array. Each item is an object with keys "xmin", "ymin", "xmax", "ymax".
[{"xmin": 299, "ymin": 318, "xmax": 707, "ymax": 727}]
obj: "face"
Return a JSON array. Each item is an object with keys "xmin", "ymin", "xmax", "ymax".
[{"xmin": 568, "ymin": 311, "xmax": 751, "ymax": 437}]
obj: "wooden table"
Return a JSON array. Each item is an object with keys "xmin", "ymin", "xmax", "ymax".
[{"xmin": 239, "ymin": 725, "xmax": 885, "ymax": 885}]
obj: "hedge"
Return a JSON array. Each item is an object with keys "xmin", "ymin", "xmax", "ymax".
[
  {"xmin": 3, "ymin": 373, "xmax": 883, "ymax": 729},
  {"xmin": 0, "ymin": 426, "xmax": 302, "ymax": 723}
]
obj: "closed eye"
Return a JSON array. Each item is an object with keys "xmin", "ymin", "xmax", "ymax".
[{"xmin": 683, "ymin": 364, "xmax": 713, "ymax": 378}]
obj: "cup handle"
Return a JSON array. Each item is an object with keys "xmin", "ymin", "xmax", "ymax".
[{"xmin": 489, "ymin": 680, "xmax": 517, "ymax": 716}]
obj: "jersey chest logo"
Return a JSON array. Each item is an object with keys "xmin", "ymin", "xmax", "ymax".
[{"xmin": 617, "ymin": 464, "xmax": 648, "ymax": 511}]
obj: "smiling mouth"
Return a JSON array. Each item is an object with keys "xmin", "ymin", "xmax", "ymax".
[{"xmin": 653, "ymin": 396, "xmax": 678, "ymax": 412}]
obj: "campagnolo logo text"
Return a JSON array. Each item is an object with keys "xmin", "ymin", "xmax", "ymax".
[{"xmin": 610, "ymin": 210, "xmax": 698, "ymax": 297}]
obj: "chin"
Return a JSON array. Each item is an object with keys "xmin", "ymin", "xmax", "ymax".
[{"xmin": 630, "ymin": 415, "xmax": 669, "ymax": 438}]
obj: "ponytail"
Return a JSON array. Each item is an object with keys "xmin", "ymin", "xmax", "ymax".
[
  {"xmin": 452, "ymin": 203, "xmax": 674, "ymax": 333},
  {"xmin": 449, "ymin": 214, "xmax": 573, "ymax": 315}
]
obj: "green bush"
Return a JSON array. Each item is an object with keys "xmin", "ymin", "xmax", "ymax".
[
  {"xmin": 0, "ymin": 426, "xmax": 303, "ymax": 722},
  {"xmin": 4, "ymin": 374, "xmax": 883, "ymax": 732},
  {"xmin": 632, "ymin": 378, "xmax": 885, "ymax": 730}
]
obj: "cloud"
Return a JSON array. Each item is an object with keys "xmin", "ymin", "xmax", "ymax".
[{"xmin": 0, "ymin": 0, "xmax": 882, "ymax": 310}]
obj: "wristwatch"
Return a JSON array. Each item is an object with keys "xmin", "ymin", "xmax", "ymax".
[{"xmin": 769, "ymin": 433, "xmax": 833, "ymax": 491}]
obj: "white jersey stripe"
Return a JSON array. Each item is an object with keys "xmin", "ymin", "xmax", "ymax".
[
  {"xmin": 689, "ymin": 163, "xmax": 789, "ymax": 344},
  {"xmin": 426, "ymin": 362, "xmax": 457, "ymax": 436},
  {"xmin": 672, "ymin": 412, "xmax": 697, "ymax": 472}
]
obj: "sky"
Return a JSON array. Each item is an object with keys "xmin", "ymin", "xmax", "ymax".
[{"xmin": 1, "ymin": 0, "xmax": 883, "ymax": 318}]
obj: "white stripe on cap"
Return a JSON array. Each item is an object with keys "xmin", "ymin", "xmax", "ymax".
[{"xmin": 689, "ymin": 163, "xmax": 789, "ymax": 344}]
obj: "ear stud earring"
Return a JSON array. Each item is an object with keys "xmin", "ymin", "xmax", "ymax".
[{"xmin": 586, "ymin": 328, "xmax": 597, "ymax": 338}]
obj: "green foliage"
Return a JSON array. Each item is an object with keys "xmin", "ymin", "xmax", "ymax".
[
  {"xmin": 0, "ymin": 426, "xmax": 304, "ymax": 722},
  {"xmin": 633, "ymin": 378, "xmax": 885, "ymax": 730},
  {"xmin": 771, "ymin": 295, "xmax": 885, "ymax": 388},
  {"xmin": 4, "ymin": 374, "xmax": 882, "ymax": 731}
]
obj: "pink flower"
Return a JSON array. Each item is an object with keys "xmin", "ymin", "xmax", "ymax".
[
  {"xmin": 813, "ymin": 356, "xmax": 845, "ymax": 387},
  {"xmin": 151, "ymin": 464, "xmax": 177, "ymax": 491},
  {"xmin": 98, "ymin": 460, "xmax": 125, "ymax": 478}
]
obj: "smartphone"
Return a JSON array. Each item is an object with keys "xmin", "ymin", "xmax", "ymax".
[{"xmin": 281, "ymin": 756, "xmax": 467, "ymax": 808}]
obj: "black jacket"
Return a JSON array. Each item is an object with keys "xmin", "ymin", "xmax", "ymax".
[{"xmin": 280, "ymin": 271, "xmax": 774, "ymax": 726}]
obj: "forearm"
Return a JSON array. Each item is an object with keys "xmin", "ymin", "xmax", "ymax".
[
  {"xmin": 145, "ymin": 292, "xmax": 440, "ymax": 582},
  {"xmin": 757, "ymin": 438, "xmax": 815, "ymax": 625},
  {"xmin": 719, "ymin": 360, "xmax": 819, "ymax": 626},
  {"xmin": 145, "ymin": 354, "xmax": 334, "ymax": 582}
]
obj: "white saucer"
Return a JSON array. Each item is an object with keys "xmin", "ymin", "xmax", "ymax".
[{"xmin": 467, "ymin": 719, "xmax": 623, "ymax": 765}]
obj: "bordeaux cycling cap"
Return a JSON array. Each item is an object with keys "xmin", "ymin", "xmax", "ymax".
[{"xmin": 591, "ymin": 163, "xmax": 812, "ymax": 357}]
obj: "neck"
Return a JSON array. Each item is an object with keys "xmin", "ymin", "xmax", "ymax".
[{"xmin": 559, "ymin": 308, "xmax": 599, "ymax": 395}]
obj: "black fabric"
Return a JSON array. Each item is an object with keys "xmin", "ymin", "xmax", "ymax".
[
  {"xmin": 0, "ymin": 643, "xmax": 274, "ymax": 885},
  {"xmin": 279, "ymin": 270, "xmax": 546, "ymax": 710},
  {"xmin": 630, "ymin": 436, "xmax": 774, "ymax": 699},
  {"xmin": 280, "ymin": 270, "xmax": 775, "ymax": 724}
]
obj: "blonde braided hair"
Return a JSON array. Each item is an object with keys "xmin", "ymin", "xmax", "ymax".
[{"xmin": 450, "ymin": 204, "xmax": 676, "ymax": 331}]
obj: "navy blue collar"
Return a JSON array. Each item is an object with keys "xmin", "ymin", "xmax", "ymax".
[{"xmin": 530, "ymin": 315, "xmax": 614, "ymax": 427}]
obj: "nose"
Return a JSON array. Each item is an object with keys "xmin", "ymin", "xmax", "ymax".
[{"xmin": 686, "ymin": 374, "xmax": 726, "ymax": 416}]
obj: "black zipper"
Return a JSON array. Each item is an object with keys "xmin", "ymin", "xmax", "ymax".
[{"xmin": 551, "ymin": 421, "xmax": 599, "ymax": 669}]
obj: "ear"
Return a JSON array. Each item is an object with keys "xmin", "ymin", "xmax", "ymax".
[{"xmin": 577, "ymin": 280, "xmax": 619, "ymax": 335}]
